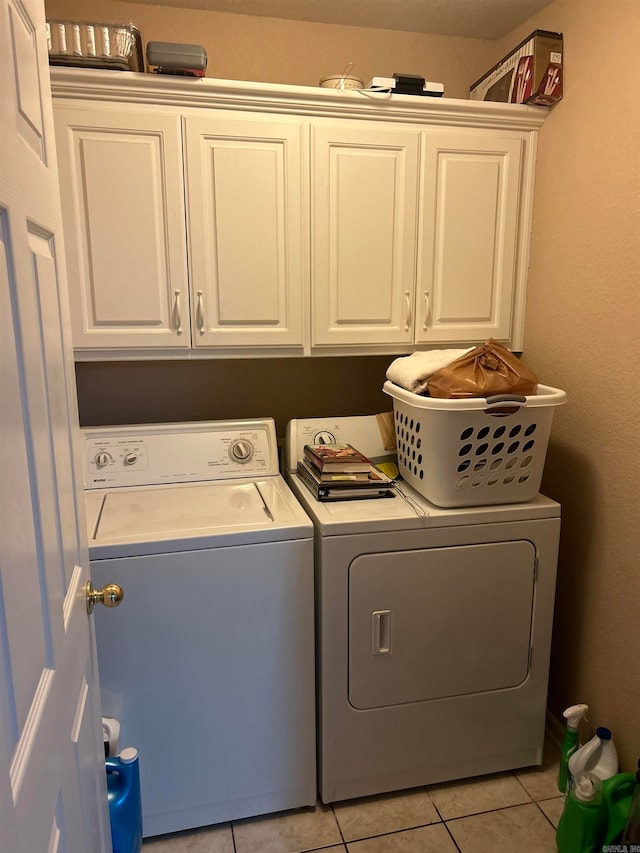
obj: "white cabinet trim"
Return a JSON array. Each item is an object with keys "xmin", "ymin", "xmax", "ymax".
[{"xmin": 50, "ymin": 69, "xmax": 547, "ymax": 132}]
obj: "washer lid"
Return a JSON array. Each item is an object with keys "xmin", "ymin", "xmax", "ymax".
[
  {"xmin": 98, "ymin": 481, "xmax": 272, "ymax": 537},
  {"xmin": 87, "ymin": 477, "xmax": 312, "ymax": 557}
]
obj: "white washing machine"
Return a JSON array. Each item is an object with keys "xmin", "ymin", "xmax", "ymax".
[
  {"xmin": 284, "ymin": 415, "xmax": 560, "ymax": 804},
  {"xmin": 82, "ymin": 419, "xmax": 316, "ymax": 838}
]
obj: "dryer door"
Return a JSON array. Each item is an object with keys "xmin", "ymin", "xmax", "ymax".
[{"xmin": 348, "ymin": 541, "xmax": 535, "ymax": 709}]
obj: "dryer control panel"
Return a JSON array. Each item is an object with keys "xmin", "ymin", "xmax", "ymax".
[
  {"xmin": 285, "ymin": 415, "xmax": 397, "ymax": 474},
  {"xmin": 82, "ymin": 419, "xmax": 279, "ymax": 488}
]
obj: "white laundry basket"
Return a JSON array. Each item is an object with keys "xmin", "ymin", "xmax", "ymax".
[{"xmin": 382, "ymin": 381, "xmax": 567, "ymax": 508}]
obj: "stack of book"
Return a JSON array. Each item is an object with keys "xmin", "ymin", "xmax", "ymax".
[{"xmin": 297, "ymin": 443, "xmax": 395, "ymax": 502}]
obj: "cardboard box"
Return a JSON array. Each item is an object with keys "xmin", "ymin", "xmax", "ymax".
[{"xmin": 470, "ymin": 30, "xmax": 563, "ymax": 106}]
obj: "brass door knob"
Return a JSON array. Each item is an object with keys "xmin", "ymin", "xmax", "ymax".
[{"xmin": 86, "ymin": 581, "xmax": 124, "ymax": 614}]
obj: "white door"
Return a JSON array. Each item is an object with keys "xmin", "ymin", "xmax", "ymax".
[
  {"xmin": 0, "ymin": 2, "xmax": 111, "ymax": 851},
  {"xmin": 417, "ymin": 130, "xmax": 523, "ymax": 344},
  {"xmin": 54, "ymin": 106, "xmax": 189, "ymax": 350},
  {"xmin": 311, "ymin": 122, "xmax": 419, "ymax": 347},
  {"xmin": 184, "ymin": 113, "xmax": 306, "ymax": 348}
]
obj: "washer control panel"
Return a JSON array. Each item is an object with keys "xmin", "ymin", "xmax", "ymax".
[{"xmin": 82, "ymin": 419, "xmax": 278, "ymax": 488}]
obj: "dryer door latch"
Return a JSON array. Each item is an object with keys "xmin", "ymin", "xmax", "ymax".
[{"xmin": 372, "ymin": 610, "xmax": 392, "ymax": 655}]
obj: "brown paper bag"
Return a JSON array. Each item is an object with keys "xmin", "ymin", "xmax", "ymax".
[{"xmin": 426, "ymin": 339, "xmax": 538, "ymax": 399}]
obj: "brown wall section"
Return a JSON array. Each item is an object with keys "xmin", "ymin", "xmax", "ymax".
[{"xmin": 75, "ymin": 356, "xmax": 393, "ymax": 437}]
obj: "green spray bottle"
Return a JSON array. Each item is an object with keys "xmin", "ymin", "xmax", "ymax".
[{"xmin": 558, "ymin": 703, "xmax": 589, "ymax": 793}]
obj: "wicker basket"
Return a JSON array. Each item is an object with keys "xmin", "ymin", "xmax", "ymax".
[{"xmin": 383, "ymin": 381, "xmax": 567, "ymax": 507}]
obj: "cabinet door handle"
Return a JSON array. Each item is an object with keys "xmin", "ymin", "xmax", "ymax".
[
  {"xmin": 371, "ymin": 610, "xmax": 392, "ymax": 655},
  {"xmin": 423, "ymin": 291, "xmax": 431, "ymax": 331},
  {"xmin": 173, "ymin": 290, "xmax": 182, "ymax": 335},
  {"xmin": 196, "ymin": 290, "xmax": 205, "ymax": 335},
  {"xmin": 404, "ymin": 291, "xmax": 412, "ymax": 332}
]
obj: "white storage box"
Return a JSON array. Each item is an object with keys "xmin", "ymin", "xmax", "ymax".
[{"xmin": 382, "ymin": 381, "xmax": 567, "ymax": 507}]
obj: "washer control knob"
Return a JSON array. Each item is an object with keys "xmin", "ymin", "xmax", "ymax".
[
  {"xmin": 94, "ymin": 451, "xmax": 112, "ymax": 469},
  {"xmin": 230, "ymin": 439, "xmax": 253, "ymax": 463},
  {"xmin": 123, "ymin": 452, "xmax": 138, "ymax": 466}
]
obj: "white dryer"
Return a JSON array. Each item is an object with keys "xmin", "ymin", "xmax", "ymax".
[
  {"xmin": 285, "ymin": 415, "xmax": 560, "ymax": 804},
  {"xmin": 82, "ymin": 419, "xmax": 316, "ymax": 838}
]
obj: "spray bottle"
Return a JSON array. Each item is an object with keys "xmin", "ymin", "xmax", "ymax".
[{"xmin": 558, "ymin": 703, "xmax": 589, "ymax": 793}]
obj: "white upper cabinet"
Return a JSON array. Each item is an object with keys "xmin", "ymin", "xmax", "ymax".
[
  {"xmin": 51, "ymin": 70, "xmax": 546, "ymax": 358},
  {"xmin": 184, "ymin": 113, "xmax": 306, "ymax": 348},
  {"xmin": 417, "ymin": 131, "xmax": 524, "ymax": 344},
  {"xmin": 312, "ymin": 124, "xmax": 527, "ymax": 350},
  {"xmin": 54, "ymin": 106, "xmax": 190, "ymax": 349},
  {"xmin": 311, "ymin": 122, "xmax": 420, "ymax": 347}
]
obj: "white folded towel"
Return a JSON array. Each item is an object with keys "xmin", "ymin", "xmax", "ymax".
[{"xmin": 386, "ymin": 348, "xmax": 474, "ymax": 394}]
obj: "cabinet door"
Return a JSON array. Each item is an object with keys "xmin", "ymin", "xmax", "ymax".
[
  {"xmin": 54, "ymin": 107, "xmax": 189, "ymax": 349},
  {"xmin": 417, "ymin": 131, "xmax": 523, "ymax": 344},
  {"xmin": 311, "ymin": 123, "xmax": 420, "ymax": 346},
  {"xmin": 184, "ymin": 114, "xmax": 306, "ymax": 348}
]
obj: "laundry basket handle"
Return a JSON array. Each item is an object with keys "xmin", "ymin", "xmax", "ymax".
[{"xmin": 484, "ymin": 394, "xmax": 527, "ymax": 408}]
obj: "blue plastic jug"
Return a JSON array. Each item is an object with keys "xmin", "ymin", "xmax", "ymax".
[{"xmin": 106, "ymin": 748, "xmax": 142, "ymax": 853}]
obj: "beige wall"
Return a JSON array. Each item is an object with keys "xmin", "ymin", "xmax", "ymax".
[
  {"xmin": 49, "ymin": 0, "xmax": 640, "ymax": 770},
  {"xmin": 495, "ymin": 1, "xmax": 640, "ymax": 769},
  {"xmin": 44, "ymin": 0, "xmax": 494, "ymax": 97}
]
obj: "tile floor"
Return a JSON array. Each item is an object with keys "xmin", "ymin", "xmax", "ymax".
[{"xmin": 143, "ymin": 737, "xmax": 565, "ymax": 853}]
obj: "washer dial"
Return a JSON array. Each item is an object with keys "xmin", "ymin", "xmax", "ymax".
[
  {"xmin": 229, "ymin": 439, "xmax": 254, "ymax": 463},
  {"xmin": 94, "ymin": 451, "xmax": 113, "ymax": 469}
]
